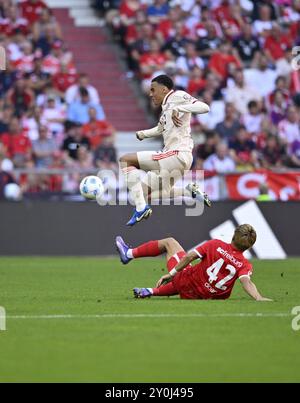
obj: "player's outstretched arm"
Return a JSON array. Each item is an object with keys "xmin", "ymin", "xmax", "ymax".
[
  {"xmin": 136, "ymin": 126, "xmax": 162, "ymax": 141},
  {"xmin": 240, "ymin": 276, "xmax": 273, "ymax": 301},
  {"xmin": 156, "ymin": 251, "xmax": 199, "ymax": 287},
  {"xmin": 173, "ymin": 101, "xmax": 210, "ymax": 115}
]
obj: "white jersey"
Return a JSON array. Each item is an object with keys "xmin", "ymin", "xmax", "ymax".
[
  {"xmin": 138, "ymin": 90, "xmax": 210, "ymax": 153},
  {"xmin": 159, "ymin": 90, "xmax": 197, "ymax": 152}
]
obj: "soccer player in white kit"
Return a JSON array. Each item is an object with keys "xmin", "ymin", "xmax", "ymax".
[{"xmin": 120, "ymin": 75, "xmax": 211, "ymax": 226}]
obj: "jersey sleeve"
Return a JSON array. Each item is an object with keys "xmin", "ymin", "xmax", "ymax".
[
  {"xmin": 193, "ymin": 240, "xmax": 218, "ymax": 259},
  {"xmin": 238, "ymin": 262, "xmax": 253, "ymax": 279}
]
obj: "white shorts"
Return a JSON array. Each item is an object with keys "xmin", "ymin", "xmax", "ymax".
[
  {"xmin": 137, "ymin": 150, "xmax": 193, "ymax": 192},
  {"xmin": 137, "ymin": 150, "xmax": 193, "ymax": 174}
]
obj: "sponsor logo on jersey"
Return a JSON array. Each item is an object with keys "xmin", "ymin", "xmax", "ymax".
[{"xmin": 217, "ymin": 247, "xmax": 243, "ymax": 268}]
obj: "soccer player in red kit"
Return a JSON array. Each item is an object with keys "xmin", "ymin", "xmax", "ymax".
[{"xmin": 116, "ymin": 224, "xmax": 272, "ymax": 301}]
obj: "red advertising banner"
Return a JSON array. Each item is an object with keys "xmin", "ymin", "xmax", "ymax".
[{"xmin": 226, "ymin": 170, "xmax": 300, "ymax": 201}]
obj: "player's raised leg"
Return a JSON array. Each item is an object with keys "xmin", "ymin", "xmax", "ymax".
[{"xmin": 119, "ymin": 153, "xmax": 152, "ymax": 226}]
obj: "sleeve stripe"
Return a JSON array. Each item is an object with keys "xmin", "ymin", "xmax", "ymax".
[
  {"xmin": 239, "ymin": 274, "xmax": 251, "ymax": 280},
  {"xmin": 193, "ymin": 249, "xmax": 203, "ymax": 259}
]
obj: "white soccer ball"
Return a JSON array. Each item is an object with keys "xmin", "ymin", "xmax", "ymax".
[
  {"xmin": 4, "ymin": 183, "xmax": 22, "ymax": 201},
  {"xmin": 79, "ymin": 176, "xmax": 104, "ymax": 200}
]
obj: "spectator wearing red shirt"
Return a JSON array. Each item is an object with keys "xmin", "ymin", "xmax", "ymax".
[
  {"xmin": 208, "ymin": 41, "xmax": 242, "ymax": 82},
  {"xmin": 6, "ymin": 77, "xmax": 35, "ymax": 117},
  {"xmin": 52, "ymin": 63, "xmax": 78, "ymax": 95},
  {"xmin": 19, "ymin": 0, "xmax": 49, "ymax": 25},
  {"xmin": 82, "ymin": 107, "xmax": 115, "ymax": 151},
  {"xmin": 1, "ymin": 117, "xmax": 32, "ymax": 168},
  {"xmin": 187, "ymin": 66, "xmax": 206, "ymax": 97},
  {"xmin": 140, "ymin": 39, "xmax": 168, "ymax": 92},
  {"xmin": 1, "ymin": 4, "xmax": 29, "ymax": 37},
  {"xmin": 264, "ymin": 23, "xmax": 292, "ymax": 75}
]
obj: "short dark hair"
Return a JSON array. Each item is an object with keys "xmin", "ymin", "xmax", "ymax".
[{"xmin": 151, "ymin": 75, "xmax": 174, "ymax": 90}]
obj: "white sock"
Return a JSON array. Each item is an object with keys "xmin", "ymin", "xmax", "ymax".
[
  {"xmin": 150, "ymin": 187, "xmax": 192, "ymax": 201},
  {"xmin": 123, "ymin": 167, "xmax": 147, "ymax": 212},
  {"xmin": 127, "ymin": 249, "xmax": 134, "ymax": 259},
  {"xmin": 147, "ymin": 288, "xmax": 153, "ymax": 294}
]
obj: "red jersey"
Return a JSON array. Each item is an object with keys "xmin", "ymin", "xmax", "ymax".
[
  {"xmin": 1, "ymin": 133, "xmax": 32, "ymax": 158},
  {"xmin": 173, "ymin": 239, "xmax": 253, "ymax": 300},
  {"xmin": 19, "ymin": 1, "xmax": 48, "ymax": 24}
]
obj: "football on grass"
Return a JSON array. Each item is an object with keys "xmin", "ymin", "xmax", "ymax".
[{"xmin": 79, "ymin": 176, "xmax": 104, "ymax": 200}]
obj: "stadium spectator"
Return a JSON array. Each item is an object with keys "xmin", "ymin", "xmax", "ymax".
[
  {"xmin": 244, "ymin": 53, "xmax": 278, "ymax": 97},
  {"xmin": 215, "ymin": 103, "xmax": 241, "ymax": 141},
  {"xmin": 260, "ymin": 134, "xmax": 287, "ymax": 169},
  {"xmin": 229, "ymin": 125, "xmax": 258, "ymax": 170},
  {"xmin": 208, "ymin": 41, "xmax": 241, "ymax": 82},
  {"xmin": 269, "ymin": 90, "xmax": 289, "ymax": 125},
  {"xmin": 175, "ymin": 42, "xmax": 204, "ymax": 89},
  {"xmin": 288, "ymin": 139, "xmax": 300, "ymax": 168},
  {"xmin": 225, "ymin": 68, "xmax": 261, "ymax": 115},
  {"xmin": 278, "ymin": 106, "xmax": 300, "ymax": 145},
  {"xmin": 32, "ymin": 7, "xmax": 62, "ymax": 42},
  {"xmin": 19, "ymin": 0, "xmax": 49, "ymax": 25},
  {"xmin": 42, "ymin": 40, "xmax": 75, "ymax": 76},
  {"xmin": 82, "ymin": 107, "xmax": 115, "ymax": 151},
  {"xmin": 0, "ymin": 142, "xmax": 13, "ymax": 172},
  {"xmin": 65, "ymin": 73, "xmax": 100, "ymax": 105},
  {"xmin": 233, "ymin": 22, "xmax": 261, "ymax": 66},
  {"xmin": 94, "ymin": 136, "xmax": 118, "ymax": 172},
  {"xmin": 146, "ymin": 0, "xmax": 169, "ymax": 25},
  {"xmin": 241, "ymin": 100, "xmax": 265, "ymax": 135},
  {"xmin": 253, "ymin": 4, "xmax": 274, "ymax": 36},
  {"xmin": 6, "ymin": 77, "xmax": 35, "ymax": 117},
  {"xmin": 0, "ymin": 117, "xmax": 32, "ymax": 168},
  {"xmin": 203, "ymin": 142, "xmax": 236, "ymax": 173},
  {"xmin": 196, "ymin": 90, "xmax": 225, "ymax": 130},
  {"xmin": 41, "ymin": 95, "xmax": 66, "ymax": 143},
  {"xmin": 32, "ymin": 125, "xmax": 57, "ymax": 168},
  {"xmin": 62, "ymin": 123, "xmax": 90, "ymax": 161},
  {"xmin": 67, "ymin": 88, "xmax": 105, "ymax": 125},
  {"xmin": 0, "ymin": 105, "xmax": 13, "ymax": 134},
  {"xmin": 194, "ymin": 130, "xmax": 220, "ymax": 170}
]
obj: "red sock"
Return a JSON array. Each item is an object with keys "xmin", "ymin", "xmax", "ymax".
[
  {"xmin": 133, "ymin": 240, "xmax": 162, "ymax": 258},
  {"xmin": 153, "ymin": 282, "xmax": 178, "ymax": 296}
]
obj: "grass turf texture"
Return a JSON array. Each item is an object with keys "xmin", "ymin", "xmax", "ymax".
[{"xmin": 0, "ymin": 257, "xmax": 299, "ymax": 383}]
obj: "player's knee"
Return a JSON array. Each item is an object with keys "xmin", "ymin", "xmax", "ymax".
[{"xmin": 164, "ymin": 237, "xmax": 176, "ymax": 248}]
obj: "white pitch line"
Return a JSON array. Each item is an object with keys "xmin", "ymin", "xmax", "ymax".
[{"xmin": 2, "ymin": 313, "xmax": 292, "ymax": 320}]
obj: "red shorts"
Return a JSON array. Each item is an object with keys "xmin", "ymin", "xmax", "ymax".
[{"xmin": 167, "ymin": 252, "xmax": 204, "ymax": 299}]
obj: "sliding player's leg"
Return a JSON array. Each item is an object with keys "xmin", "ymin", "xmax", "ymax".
[{"xmin": 115, "ymin": 236, "xmax": 184, "ymax": 265}]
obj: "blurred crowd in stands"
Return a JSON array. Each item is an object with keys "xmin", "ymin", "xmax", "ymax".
[
  {"xmin": 0, "ymin": 0, "xmax": 117, "ymax": 198},
  {"xmin": 95, "ymin": 0, "xmax": 300, "ymax": 174}
]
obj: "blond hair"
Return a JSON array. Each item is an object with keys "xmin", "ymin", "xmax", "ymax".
[{"xmin": 232, "ymin": 224, "xmax": 257, "ymax": 252}]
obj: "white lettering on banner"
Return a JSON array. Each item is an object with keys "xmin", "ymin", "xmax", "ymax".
[
  {"xmin": 237, "ymin": 173, "xmax": 266, "ymax": 199},
  {"xmin": 280, "ymin": 186, "xmax": 296, "ymax": 201},
  {"xmin": 233, "ymin": 201, "xmax": 286, "ymax": 259}
]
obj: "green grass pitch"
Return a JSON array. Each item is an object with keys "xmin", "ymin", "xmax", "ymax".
[{"xmin": 0, "ymin": 257, "xmax": 299, "ymax": 383}]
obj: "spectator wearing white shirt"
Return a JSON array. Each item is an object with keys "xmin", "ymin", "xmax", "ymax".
[
  {"xmin": 244, "ymin": 54, "xmax": 278, "ymax": 97},
  {"xmin": 41, "ymin": 96, "xmax": 66, "ymax": 144},
  {"xmin": 196, "ymin": 90, "xmax": 225, "ymax": 130},
  {"xmin": 203, "ymin": 142, "xmax": 236, "ymax": 174},
  {"xmin": 65, "ymin": 73, "xmax": 100, "ymax": 105},
  {"xmin": 253, "ymin": 4, "xmax": 273, "ymax": 37},
  {"xmin": 225, "ymin": 69, "xmax": 262, "ymax": 115},
  {"xmin": 175, "ymin": 43, "xmax": 204, "ymax": 89},
  {"xmin": 242, "ymin": 100, "xmax": 264, "ymax": 135},
  {"xmin": 278, "ymin": 106, "xmax": 300, "ymax": 145}
]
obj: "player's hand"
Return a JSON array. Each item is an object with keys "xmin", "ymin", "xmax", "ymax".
[
  {"xmin": 172, "ymin": 110, "xmax": 183, "ymax": 127},
  {"xmin": 156, "ymin": 273, "xmax": 172, "ymax": 288},
  {"xmin": 136, "ymin": 131, "xmax": 145, "ymax": 141}
]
